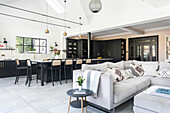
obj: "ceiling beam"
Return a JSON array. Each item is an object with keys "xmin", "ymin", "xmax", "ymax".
[{"xmin": 120, "ymin": 26, "xmax": 145, "ymax": 35}]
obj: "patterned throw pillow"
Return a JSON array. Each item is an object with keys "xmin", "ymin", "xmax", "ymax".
[
  {"xmin": 114, "ymin": 68, "xmax": 124, "ymax": 82},
  {"xmin": 158, "ymin": 69, "xmax": 170, "ymax": 78},
  {"xmin": 130, "ymin": 64, "xmax": 144, "ymax": 76},
  {"xmin": 107, "ymin": 68, "xmax": 123, "ymax": 82}
]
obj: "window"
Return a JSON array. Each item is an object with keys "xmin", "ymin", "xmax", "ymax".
[{"xmin": 16, "ymin": 37, "xmax": 47, "ymax": 54}]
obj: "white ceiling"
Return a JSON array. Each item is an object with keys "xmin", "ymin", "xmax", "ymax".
[
  {"xmin": 0, "ymin": 0, "xmax": 91, "ymax": 30},
  {"xmin": 92, "ymin": 18, "xmax": 170, "ymax": 38},
  {"xmin": 147, "ymin": 0, "xmax": 170, "ymax": 8}
]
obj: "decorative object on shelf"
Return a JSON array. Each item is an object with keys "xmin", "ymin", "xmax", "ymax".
[
  {"xmin": 63, "ymin": 0, "xmax": 67, "ymax": 36},
  {"xmin": 54, "ymin": 49, "xmax": 61, "ymax": 59},
  {"xmin": 50, "ymin": 46, "xmax": 54, "ymax": 51},
  {"xmin": 45, "ymin": 1, "xmax": 49, "ymax": 34},
  {"xmin": 89, "ymin": 0, "xmax": 102, "ymax": 13},
  {"xmin": 76, "ymin": 76, "xmax": 85, "ymax": 91},
  {"xmin": 97, "ymin": 57, "xmax": 102, "ymax": 59},
  {"xmin": 3, "ymin": 38, "xmax": 7, "ymax": 48},
  {"xmin": 78, "ymin": 17, "xmax": 82, "ymax": 38},
  {"xmin": 55, "ymin": 42, "xmax": 58, "ymax": 46},
  {"xmin": 0, "ymin": 41, "xmax": 5, "ymax": 48}
]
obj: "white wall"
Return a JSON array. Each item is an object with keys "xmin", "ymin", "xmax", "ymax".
[{"xmin": 0, "ymin": 19, "xmax": 65, "ymax": 60}]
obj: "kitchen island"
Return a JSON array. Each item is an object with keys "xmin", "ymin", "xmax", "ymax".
[{"xmin": 0, "ymin": 58, "xmax": 114, "ymax": 86}]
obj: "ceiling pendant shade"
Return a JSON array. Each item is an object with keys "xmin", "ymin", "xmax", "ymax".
[
  {"xmin": 89, "ymin": 0, "xmax": 102, "ymax": 13},
  {"xmin": 45, "ymin": 29, "xmax": 49, "ymax": 34}
]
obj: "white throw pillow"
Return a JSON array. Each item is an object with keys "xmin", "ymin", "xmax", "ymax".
[
  {"xmin": 123, "ymin": 61, "xmax": 134, "ymax": 69},
  {"xmin": 106, "ymin": 61, "xmax": 124, "ymax": 70},
  {"xmin": 142, "ymin": 63, "xmax": 158, "ymax": 76},
  {"xmin": 82, "ymin": 63, "xmax": 108, "ymax": 72},
  {"xmin": 120, "ymin": 69, "xmax": 135, "ymax": 80},
  {"xmin": 159, "ymin": 62, "xmax": 170, "ymax": 70},
  {"xmin": 158, "ymin": 69, "xmax": 170, "ymax": 78}
]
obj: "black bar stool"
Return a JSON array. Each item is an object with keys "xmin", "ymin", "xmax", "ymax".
[
  {"xmin": 75, "ymin": 59, "xmax": 83, "ymax": 69},
  {"xmin": 64, "ymin": 59, "xmax": 73, "ymax": 83},
  {"xmin": 25, "ymin": 59, "xmax": 39, "ymax": 87},
  {"xmin": 86, "ymin": 59, "xmax": 92, "ymax": 64},
  {"xmin": 14, "ymin": 59, "xmax": 28, "ymax": 84},
  {"xmin": 48, "ymin": 59, "xmax": 62, "ymax": 86}
]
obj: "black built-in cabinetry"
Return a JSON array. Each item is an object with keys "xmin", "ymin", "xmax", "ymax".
[
  {"xmin": 91, "ymin": 39, "xmax": 126, "ymax": 62},
  {"xmin": 66, "ymin": 38, "xmax": 126, "ymax": 62},
  {"xmin": 66, "ymin": 39, "xmax": 88, "ymax": 58}
]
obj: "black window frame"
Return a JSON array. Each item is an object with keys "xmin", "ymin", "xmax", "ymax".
[{"xmin": 16, "ymin": 36, "xmax": 47, "ymax": 54}]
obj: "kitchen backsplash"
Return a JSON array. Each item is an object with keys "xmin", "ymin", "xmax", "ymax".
[{"xmin": 0, "ymin": 50, "xmax": 66, "ymax": 60}]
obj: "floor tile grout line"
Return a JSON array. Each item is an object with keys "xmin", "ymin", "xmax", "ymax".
[{"xmin": 19, "ymin": 95, "xmax": 40, "ymax": 113}]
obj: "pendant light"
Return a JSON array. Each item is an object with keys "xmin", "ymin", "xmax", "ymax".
[
  {"xmin": 79, "ymin": 17, "xmax": 82, "ymax": 38},
  {"xmin": 45, "ymin": 2, "xmax": 49, "ymax": 34},
  {"xmin": 63, "ymin": 0, "xmax": 67, "ymax": 36},
  {"xmin": 89, "ymin": 0, "xmax": 102, "ymax": 13}
]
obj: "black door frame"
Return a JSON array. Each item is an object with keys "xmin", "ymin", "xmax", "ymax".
[{"xmin": 128, "ymin": 35, "xmax": 159, "ymax": 61}]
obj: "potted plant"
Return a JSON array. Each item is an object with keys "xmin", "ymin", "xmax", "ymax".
[
  {"xmin": 54, "ymin": 49, "xmax": 60, "ymax": 59},
  {"xmin": 76, "ymin": 76, "xmax": 85, "ymax": 91}
]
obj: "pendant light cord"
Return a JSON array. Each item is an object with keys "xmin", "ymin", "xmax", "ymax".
[
  {"xmin": 64, "ymin": 0, "xmax": 66, "ymax": 32},
  {"xmin": 46, "ymin": 2, "xmax": 48, "ymax": 29},
  {"xmin": 79, "ymin": 17, "xmax": 81, "ymax": 37}
]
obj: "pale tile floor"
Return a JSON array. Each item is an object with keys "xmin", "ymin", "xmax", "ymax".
[{"xmin": 0, "ymin": 77, "xmax": 133, "ymax": 113}]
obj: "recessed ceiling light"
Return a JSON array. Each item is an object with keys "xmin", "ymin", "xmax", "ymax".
[{"xmin": 45, "ymin": 0, "xmax": 65, "ymax": 14}]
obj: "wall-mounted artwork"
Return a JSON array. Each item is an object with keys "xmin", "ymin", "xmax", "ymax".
[{"xmin": 166, "ymin": 37, "xmax": 170, "ymax": 59}]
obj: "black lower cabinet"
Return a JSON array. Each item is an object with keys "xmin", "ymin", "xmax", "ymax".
[{"xmin": 0, "ymin": 61, "xmax": 16, "ymax": 78}]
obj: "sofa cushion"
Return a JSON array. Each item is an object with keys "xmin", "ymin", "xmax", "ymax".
[
  {"xmin": 107, "ymin": 61, "xmax": 124, "ymax": 70},
  {"xmin": 82, "ymin": 63, "xmax": 108, "ymax": 72},
  {"xmin": 113, "ymin": 82, "xmax": 137, "ymax": 103},
  {"xmin": 120, "ymin": 69, "xmax": 135, "ymax": 80},
  {"xmin": 121, "ymin": 76, "xmax": 151, "ymax": 91},
  {"xmin": 133, "ymin": 61, "xmax": 159, "ymax": 76},
  {"xmin": 123, "ymin": 61, "xmax": 134, "ymax": 69},
  {"xmin": 159, "ymin": 62, "xmax": 170, "ymax": 70},
  {"xmin": 151, "ymin": 77, "xmax": 170, "ymax": 87},
  {"xmin": 134, "ymin": 91, "xmax": 170, "ymax": 113}
]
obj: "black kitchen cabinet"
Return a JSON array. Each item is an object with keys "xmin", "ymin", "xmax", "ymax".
[
  {"xmin": 0, "ymin": 61, "xmax": 16, "ymax": 78},
  {"xmin": 66, "ymin": 38, "xmax": 126, "ymax": 62},
  {"xmin": 91, "ymin": 39, "xmax": 126, "ymax": 62},
  {"xmin": 66, "ymin": 39, "xmax": 88, "ymax": 59}
]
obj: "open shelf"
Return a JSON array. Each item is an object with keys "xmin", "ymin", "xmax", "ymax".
[{"xmin": 0, "ymin": 49, "xmax": 15, "ymax": 50}]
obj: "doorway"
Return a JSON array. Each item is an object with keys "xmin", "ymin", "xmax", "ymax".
[{"xmin": 129, "ymin": 36, "xmax": 158, "ymax": 61}]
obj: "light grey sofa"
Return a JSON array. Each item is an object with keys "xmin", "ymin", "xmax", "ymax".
[{"xmin": 73, "ymin": 61, "xmax": 170, "ymax": 113}]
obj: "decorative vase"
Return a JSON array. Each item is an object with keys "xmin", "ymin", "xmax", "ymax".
[
  {"xmin": 79, "ymin": 86, "xmax": 82, "ymax": 91},
  {"xmin": 55, "ymin": 55, "xmax": 60, "ymax": 59}
]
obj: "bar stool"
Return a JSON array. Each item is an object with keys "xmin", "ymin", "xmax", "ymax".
[
  {"xmin": 64, "ymin": 59, "xmax": 73, "ymax": 83},
  {"xmin": 86, "ymin": 59, "xmax": 92, "ymax": 64},
  {"xmin": 25, "ymin": 59, "xmax": 39, "ymax": 87},
  {"xmin": 14, "ymin": 59, "xmax": 28, "ymax": 84},
  {"xmin": 48, "ymin": 60, "xmax": 62, "ymax": 86},
  {"xmin": 75, "ymin": 59, "xmax": 83, "ymax": 69}
]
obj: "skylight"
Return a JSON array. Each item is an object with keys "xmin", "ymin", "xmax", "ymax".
[{"xmin": 45, "ymin": 0, "xmax": 65, "ymax": 14}]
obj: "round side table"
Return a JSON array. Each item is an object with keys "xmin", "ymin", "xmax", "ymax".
[{"xmin": 67, "ymin": 89, "xmax": 93, "ymax": 113}]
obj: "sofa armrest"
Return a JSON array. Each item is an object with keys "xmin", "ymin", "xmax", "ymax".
[
  {"xmin": 87, "ymin": 72, "xmax": 114, "ymax": 110},
  {"xmin": 73, "ymin": 69, "xmax": 84, "ymax": 89}
]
